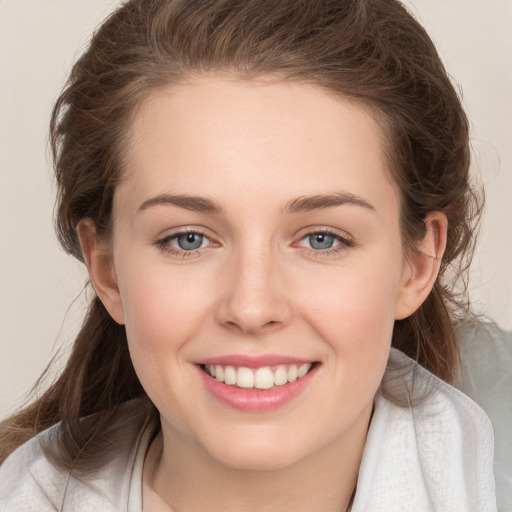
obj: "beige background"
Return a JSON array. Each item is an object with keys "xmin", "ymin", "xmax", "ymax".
[{"xmin": 1, "ymin": 0, "xmax": 511, "ymax": 420}]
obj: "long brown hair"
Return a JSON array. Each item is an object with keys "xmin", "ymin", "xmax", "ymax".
[{"xmin": 0, "ymin": 0, "xmax": 481, "ymax": 473}]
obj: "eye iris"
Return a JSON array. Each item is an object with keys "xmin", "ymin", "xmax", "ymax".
[
  {"xmin": 177, "ymin": 233, "xmax": 203, "ymax": 250},
  {"xmin": 309, "ymin": 233, "xmax": 334, "ymax": 250}
]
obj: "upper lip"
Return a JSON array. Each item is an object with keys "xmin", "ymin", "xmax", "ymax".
[{"xmin": 195, "ymin": 354, "xmax": 315, "ymax": 368}]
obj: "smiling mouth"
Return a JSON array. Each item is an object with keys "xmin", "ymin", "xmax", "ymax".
[{"xmin": 200, "ymin": 362, "xmax": 318, "ymax": 390}]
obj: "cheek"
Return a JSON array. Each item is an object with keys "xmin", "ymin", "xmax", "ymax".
[
  {"xmin": 116, "ymin": 268, "xmax": 214, "ymax": 429},
  {"xmin": 299, "ymin": 257, "xmax": 402, "ymax": 337},
  {"xmin": 118, "ymin": 259, "xmax": 210, "ymax": 344},
  {"xmin": 294, "ymin": 252, "xmax": 404, "ymax": 388},
  {"xmin": 114, "ymin": 263, "xmax": 212, "ymax": 395}
]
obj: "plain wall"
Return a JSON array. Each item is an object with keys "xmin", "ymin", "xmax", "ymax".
[{"xmin": 1, "ymin": 0, "xmax": 511, "ymax": 420}]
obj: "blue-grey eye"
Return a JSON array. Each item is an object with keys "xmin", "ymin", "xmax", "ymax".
[
  {"xmin": 176, "ymin": 232, "xmax": 205, "ymax": 250},
  {"xmin": 308, "ymin": 233, "xmax": 335, "ymax": 250}
]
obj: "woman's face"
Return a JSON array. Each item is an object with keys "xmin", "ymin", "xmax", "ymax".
[{"xmin": 98, "ymin": 75, "xmax": 417, "ymax": 470}]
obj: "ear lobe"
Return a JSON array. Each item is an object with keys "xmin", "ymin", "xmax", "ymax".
[
  {"xmin": 394, "ymin": 212, "xmax": 448, "ymax": 320},
  {"xmin": 77, "ymin": 219, "xmax": 125, "ymax": 325}
]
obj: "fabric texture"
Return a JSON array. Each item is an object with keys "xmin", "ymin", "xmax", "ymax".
[
  {"xmin": 0, "ymin": 348, "xmax": 497, "ymax": 511},
  {"xmin": 351, "ymin": 349, "xmax": 496, "ymax": 511},
  {"xmin": 0, "ymin": 413, "xmax": 150, "ymax": 511}
]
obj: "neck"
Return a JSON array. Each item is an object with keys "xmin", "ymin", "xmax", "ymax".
[{"xmin": 144, "ymin": 407, "xmax": 371, "ymax": 512}]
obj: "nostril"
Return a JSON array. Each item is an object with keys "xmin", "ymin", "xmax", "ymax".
[{"xmin": 222, "ymin": 318, "xmax": 282, "ymax": 336}]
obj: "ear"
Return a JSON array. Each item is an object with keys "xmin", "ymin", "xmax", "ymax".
[
  {"xmin": 77, "ymin": 218, "xmax": 125, "ymax": 325},
  {"xmin": 394, "ymin": 212, "xmax": 448, "ymax": 320}
]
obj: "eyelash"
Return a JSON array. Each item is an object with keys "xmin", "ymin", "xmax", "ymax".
[{"xmin": 155, "ymin": 228, "xmax": 354, "ymax": 258}]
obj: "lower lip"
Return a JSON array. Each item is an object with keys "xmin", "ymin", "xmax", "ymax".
[{"xmin": 197, "ymin": 365, "xmax": 318, "ymax": 412}]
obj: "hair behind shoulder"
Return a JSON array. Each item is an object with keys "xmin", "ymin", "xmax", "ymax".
[
  {"xmin": 0, "ymin": 297, "xmax": 159, "ymax": 471},
  {"xmin": 0, "ymin": 0, "xmax": 481, "ymax": 471}
]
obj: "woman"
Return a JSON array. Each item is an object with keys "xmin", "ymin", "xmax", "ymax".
[{"xmin": 0, "ymin": 0, "xmax": 497, "ymax": 510}]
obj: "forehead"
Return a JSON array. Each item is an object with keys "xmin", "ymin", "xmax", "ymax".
[{"xmin": 117, "ymin": 74, "xmax": 398, "ymax": 218}]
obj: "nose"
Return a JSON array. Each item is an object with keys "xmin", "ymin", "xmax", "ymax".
[{"xmin": 215, "ymin": 247, "xmax": 292, "ymax": 336}]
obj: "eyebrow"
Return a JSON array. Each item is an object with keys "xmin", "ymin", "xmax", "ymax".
[
  {"xmin": 137, "ymin": 191, "xmax": 375, "ymax": 216},
  {"xmin": 284, "ymin": 192, "xmax": 375, "ymax": 213},
  {"xmin": 137, "ymin": 194, "xmax": 225, "ymax": 215}
]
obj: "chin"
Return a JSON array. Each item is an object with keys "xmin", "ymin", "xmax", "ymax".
[
  {"xmin": 198, "ymin": 424, "xmax": 319, "ymax": 472},
  {"xmin": 211, "ymin": 445, "xmax": 303, "ymax": 472}
]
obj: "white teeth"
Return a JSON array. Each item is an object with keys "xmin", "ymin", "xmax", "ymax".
[
  {"xmin": 287, "ymin": 365, "xmax": 298, "ymax": 382},
  {"xmin": 274, "ymin": 365, "xmax": 288, "ymax": 386},
  {"xmin": 237, "ymin": 367, "xmax": 255, "ymax": 388},
  {"xmin": 224, "ymin": 365, "xmax": 237, "ymax": 385},
  {"xmin": 254, "ymin": 367, "xmax": 275, "ymax": 390},
  {"xmin": 297, "ymin": 363, "xmax": 309, "ymax": 378},
  {"xmin": 205, "ymin": 362, "xmax": 313, "ymax": 389},
  {"xmin": 215, "ymin": 365, "xmax": 224, "ymax": 382}
]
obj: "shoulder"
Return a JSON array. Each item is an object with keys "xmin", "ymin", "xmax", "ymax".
[
  {"xmin": 352, "ymin": 348, "xmax": 497, "ymax": 512},
  {"xmin": 384, "ymin": 347, "xmax": 496, "ymax": 441},
  {"xmin": 0, "ymin": 414, "xmax": 150, "ymax": 511},
  {"xmin": 0, "ymin": 423, "xmax": 67, "ymax": 511}
]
